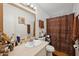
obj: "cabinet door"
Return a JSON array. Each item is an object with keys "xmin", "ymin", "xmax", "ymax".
[{"xmin": 0, "ymin": 3, "xmax": 3, "ymax": 32}]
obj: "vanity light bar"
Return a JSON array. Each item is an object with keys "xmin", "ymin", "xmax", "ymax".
[
  {"xmin": 20, "ymin": 3, "xmax": 37, "ymax": 11},
  {"xmin": 9, "ymin": 3, "xmax": 37, "ymax": 15}
]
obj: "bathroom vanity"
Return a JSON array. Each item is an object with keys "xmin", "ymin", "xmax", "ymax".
[{"xmin": 8, "ymin": 40, "xmax": 49, "ymax": 56}]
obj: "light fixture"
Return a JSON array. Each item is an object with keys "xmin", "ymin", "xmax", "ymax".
[
  {"xmin": 22, "ymin": 3, "xmax": 37, "ymax": 11},
  {"xmin": 30, "ymin": 4, "xmax": 34, "ymax": 8},
  {"xmin": 33, "ymin": 7, "xmax": 37, "ymax": 10},
  {"xmin": 26, "ymin": 3, "xmax": 30, "ymax": 6}
]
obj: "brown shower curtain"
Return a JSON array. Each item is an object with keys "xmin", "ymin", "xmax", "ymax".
[{"xmin": 47, "ymin": 13, "xmax": 75, "ymax": 56}]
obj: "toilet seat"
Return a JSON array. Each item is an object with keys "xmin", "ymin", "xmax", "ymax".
[{"xmin": 46, "ymin": 45, "xmax": 55, "ymax": 52}]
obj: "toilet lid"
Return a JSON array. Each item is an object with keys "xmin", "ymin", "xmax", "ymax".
[{"xmin": 46, "ymin": 45, "xmax": 55, "ymax": 52}]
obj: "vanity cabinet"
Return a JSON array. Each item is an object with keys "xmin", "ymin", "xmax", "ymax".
[
  {"xmin": 35, "ymin": 46, "xmax": 46, "ymax": 56},
  {"xmin": 0, "ymin": 3, "xmax": 3, "ymax": 32},
  {"xmin": 8, "ymin": 41, "xmax": 49, "ymax": 56}
]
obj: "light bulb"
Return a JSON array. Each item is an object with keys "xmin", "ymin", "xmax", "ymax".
[
  {"xmin": 30, "ymin": 4, "xmax": 34, "ymax": 8},
  {"xmin": 34, "ymin": 7, "xmax": 37, "ymax": 10},
  {"xmin": 26, "ymin": 3, "xmax": 30, "ymax": 6}
]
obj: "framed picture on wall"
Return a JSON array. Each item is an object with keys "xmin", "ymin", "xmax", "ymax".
[
  {"xmin": 18, "ymin": 16, "xmax": 25, "ymax": 24},
  {"xmin": 27, "ymin": 24, "xmax": 30, "ymax": 34},
  {"xmin": 39, "ymin": 20, "xmax": 44, "ymax": 28}
]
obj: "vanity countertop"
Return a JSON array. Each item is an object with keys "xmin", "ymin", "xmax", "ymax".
[{"xmin": 8, "ymin": 41, "xmax": 49, "ymax": 56}]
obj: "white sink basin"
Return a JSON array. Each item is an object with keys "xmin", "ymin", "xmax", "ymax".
[{"xmin": 25, "ymin": 40, "xmax": 41, "ymax": 48}]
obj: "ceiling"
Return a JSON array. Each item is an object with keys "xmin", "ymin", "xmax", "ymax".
[{"xmin": 37, "ymin": 3, "xmax": 74, "ymax": 17}]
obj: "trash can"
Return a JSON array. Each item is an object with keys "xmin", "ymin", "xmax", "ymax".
[{"xmin": 46, "ymin": 45, "xmax": 55, "ymax": 56}]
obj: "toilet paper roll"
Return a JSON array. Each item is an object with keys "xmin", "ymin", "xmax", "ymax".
[{"xmin": 73, "ymin": 45, "xmax": 78, "ymax": 48}]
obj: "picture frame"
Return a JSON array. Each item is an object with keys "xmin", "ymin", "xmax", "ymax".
[
  {"xmin": 39, "ymin": 20, "xmax": 44, "ymax": 28},
  {"xmin": 18, "ymin": 16, "xmax": 25, "ymax": 24},
  {"xmin": 27, "ymin": 24, "xmax": 30, "ymax": 34}
]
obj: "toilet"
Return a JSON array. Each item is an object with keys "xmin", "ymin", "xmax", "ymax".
[
  {"xmin": 46, "ymin": 45, "xmax": 55, "ymax": 56},
  {"xmin": 74, "ymin": 40, "xmax": 79, "ymax": 56}
]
